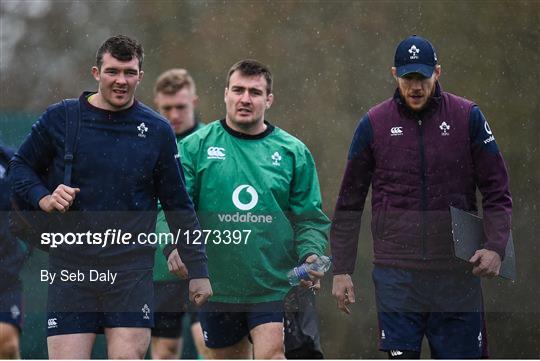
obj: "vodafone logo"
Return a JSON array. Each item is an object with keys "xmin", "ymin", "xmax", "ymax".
[
  {"xmin": 483, "ymin": 121, "xmax": 495, "ymax": 144},
  {"xmin": 232, "ymin": 185, "xmax": 258, "ymax": 211},
  {"xmin": 484, "ymin": 121, "xmax": 493, "ymax": 135}
]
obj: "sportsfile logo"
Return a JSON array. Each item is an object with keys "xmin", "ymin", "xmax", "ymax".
[
  {"xmin": 207, "ymin": 146, "xmax": 226, "ymax": 160},
  {"xmin": 217, "ymin": 184, "xmax": 273, "ymax": 223},
  {"xmin": 390, "ymin": 126, "xmax": 403, "ymax": 136}
]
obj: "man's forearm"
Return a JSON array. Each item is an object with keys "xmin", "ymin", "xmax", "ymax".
[
  {"xmin": 10, "ymin": 155, "xmax": 50, "ymax": 208},
  {"xmin": 330, "ymin": 155, "xmax": 372, "ymax": 275}
]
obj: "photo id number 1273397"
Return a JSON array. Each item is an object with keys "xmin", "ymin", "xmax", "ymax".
[{"xmin": 184, "ymin": 229, "xmax": 251, "ymax": 245}]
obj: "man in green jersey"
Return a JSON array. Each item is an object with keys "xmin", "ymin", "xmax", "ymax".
[
  {"xmin": 152, "ymin": 68, "xmax": 208, "ymax": 359},
  {"xmin": 166, "ymin": 59, "xmax": 330, "ymax": 358}
]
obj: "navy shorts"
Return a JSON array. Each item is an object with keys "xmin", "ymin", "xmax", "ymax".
[
  {"xmin": 0, "ymin": 282, "xmax": 23, "ymax": 331},
  {"xmin": 152, "ymin": 280, "xmax": 189, "ymax": 338},
  {"xmin": 46, "ymin": 267, "xmax": 154, "ymax": 337},
  {"xmin": 373, "ymin": 266, "xmax": 488, "ymax": 358},
  {"xmin": 198, "ymin": 301, "xmax": 284, "ymax": 349}
]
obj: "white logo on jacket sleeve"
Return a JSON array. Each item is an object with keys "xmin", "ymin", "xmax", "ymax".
[
  {"xmin": 390, "ymin": 127, "xmax": 403, "ymax": 136},
  {"xmin": 0, "ymin": 164, "xmax": 5, "ymax": 179},
  {"xmin": 439, "ymin": 121, "xmax": 451, "ymax": 136},
  {"xmin": 232, "ymin": 185, "xmax": 258, "ymax": 211},
  {"xmin": 207, "ymin": 146, "xmax": 226, "ymax": 160},
  {"xmin": 408, "ymin": 45, "xmax": 420, "ymax": 59},
  {"xmin": 137, "ymin": 122, "xmax": 148, "ymax": 138}
]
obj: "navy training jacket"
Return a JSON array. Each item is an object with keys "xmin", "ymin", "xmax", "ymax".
[{"xmin": 9, "ymin": 92, "xmax": 208, "ymax": 277}]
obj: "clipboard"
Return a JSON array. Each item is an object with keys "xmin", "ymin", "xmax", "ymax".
[{"xmin": 450, "ymin": 206, "xmax": 516, "ymax": 281}]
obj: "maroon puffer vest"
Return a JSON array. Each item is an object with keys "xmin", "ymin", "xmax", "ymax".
[{"xmin": 368, "ymin": 87, "xmax": 476, "ymax": 269}]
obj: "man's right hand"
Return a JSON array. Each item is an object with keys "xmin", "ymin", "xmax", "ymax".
[
  {"xmin": 167, "ymin": 249, "xmax": 189, "ymax": 279},
  {"xmin": 332, "ymin": 274, "xmax": 356, "ymax": 314},
  {"xmin": 189, "ymin": 278, "xmax": 213, "ymax": 306},
  {"xmin": 38, "ymin": 184, "xmax": 80, "ymax": 213}
]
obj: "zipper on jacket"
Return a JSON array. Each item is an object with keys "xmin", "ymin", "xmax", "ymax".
[{"xmin": 417, "ymin": 118, "xmax": 427, "ymax": 259}]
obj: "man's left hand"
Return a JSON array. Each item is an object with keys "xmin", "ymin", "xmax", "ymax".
[
  {"xmin": 189, "ymin": 278, "xmax": 213, "ymax": 306},
  {"xmin": 469, "ymin": 249, "xmax": 501, "ymax": 277},
  {"xmin": 299, "ymin": 254, "xmax": 323, "ymax": 292}
]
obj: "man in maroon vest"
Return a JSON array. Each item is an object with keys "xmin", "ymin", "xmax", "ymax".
[{"xmin": 330, "ymin": 35, "xmax": 512, "ymax": 359}]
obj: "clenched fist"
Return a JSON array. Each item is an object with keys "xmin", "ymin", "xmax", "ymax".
[
  {"xmin": 189, "ymin": 278, "xmax": 212, "ymax": 306},
  {"xmin": 39, "ymin": 184, "xmax": 80, "ymax": 213}
]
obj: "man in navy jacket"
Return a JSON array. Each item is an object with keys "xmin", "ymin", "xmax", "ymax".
[
  {"xmin": 331, "ymin": 35, "xmax": 512, "ymax": 359},
  {"xmin": 9, "ymin": 35, "xmax": 212, "ymax": 359}
]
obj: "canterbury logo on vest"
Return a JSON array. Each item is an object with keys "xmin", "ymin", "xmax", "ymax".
[
  {"xmin": 232, "ymin": 185, "xmax": 258, "ymax": 211},
  {"xmin": 390, "ymin": 127, "xmax": 403, "ymax": 136}
]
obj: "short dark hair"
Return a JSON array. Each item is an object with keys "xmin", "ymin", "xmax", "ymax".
[
  {"xmin": 154, "ymin": 68, "xmax": 196, "ymax": 96},
  {"xmin": 226, "ymin": 59, "xmax": 272, "ymax": 95},
  {"xmin": 96, "ymin": 35, "xmax": 144, "ymax": 70}
]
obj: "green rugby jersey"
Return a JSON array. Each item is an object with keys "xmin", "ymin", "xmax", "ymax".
[
  {"xmin": 154, "ymin": 122, "xmax": 205, "ymax": 282},
  {"xmin": 180, "ymin": 119, "xmax": 329, "ymax": 303}
]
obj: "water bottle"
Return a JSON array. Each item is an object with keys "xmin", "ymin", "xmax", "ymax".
[{"xmin": 287, "ymin": 255, "xmax": 332, "ymax": 286}]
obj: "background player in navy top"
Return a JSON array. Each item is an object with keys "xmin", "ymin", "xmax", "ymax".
[
  {"xmin": 1, "ymin": 144, "xmax": 28, "ymax": 359},
  {"xmin": 151, "ymin": 68, "xmax": 209, "ymax": 359},
  {"xmin": 331, "ymin": 35, "xmax": 512, "ymax": 358},
  {"xmin": 10, "ymin": 35, "xmax": 212, "ymax": 359}
]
